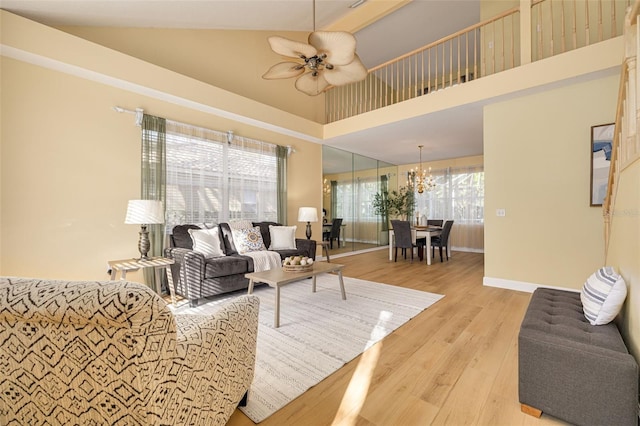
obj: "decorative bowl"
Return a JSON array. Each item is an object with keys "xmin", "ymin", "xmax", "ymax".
[
  {"xmin": 282, "ymin": 264, "xmax": 313, "ymax": 273},
  {"xmin": 281, "ymin": 256, "xmax": 314, "ymax": 272}
]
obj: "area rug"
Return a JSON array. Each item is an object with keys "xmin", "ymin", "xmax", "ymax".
[{"xmin": 170, "ymin": 275, "xmax": 444, "ymax": 423}]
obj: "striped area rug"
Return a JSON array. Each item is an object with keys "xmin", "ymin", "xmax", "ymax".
[{"xmin": 171, "ymin": 274, "xmax": 444, "ymax": 423}]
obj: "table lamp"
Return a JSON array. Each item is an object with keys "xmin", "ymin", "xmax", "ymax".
[
  {"xmin": 298, "ymin": 207, "xmax": 318, "ymax": 240},
  {"xmin": 125, "ymin": 199, "xmax": 165, "ymax": 259}
]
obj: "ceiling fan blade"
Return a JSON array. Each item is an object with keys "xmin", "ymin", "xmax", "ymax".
[
  {"xmin": 323, "ymin": 54, "xmax": 368, "ymax": 86},
  {"xmin": 262, "ymin": 62, "xmax": 306, "ymax": 80},
  {"xmin": 308, "ymin": 31, "xmax": 356, "ymax": 66},
  {"xmin": 295, "ymin": 72, "xmax": 330, "ymax": 96},
  {"xmin": 267, "ymin": 36, "xmax": 317, "ymax": 59}
]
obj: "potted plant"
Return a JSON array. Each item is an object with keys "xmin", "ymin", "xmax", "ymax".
[{"xmin": 373, "ymin": 185, "xmax": 415, "ymax": 224}]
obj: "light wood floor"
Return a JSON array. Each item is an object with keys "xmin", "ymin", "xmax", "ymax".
[{"xmin": 227, "ymin": 250, "xmax": 568, "ymax": 426}]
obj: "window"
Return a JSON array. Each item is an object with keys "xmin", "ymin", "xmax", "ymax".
[
  {"xmin": 335, "ymin": 176, "xmax": 380, "ymax": 223},
  {"xmin": 414, "ymin": 166, "xmax": 484, "ymax": 251},
  {"xmin": 164, "ymin": 122, "xmax": 279, "ymax": 232},
  {"xmin": 414, "ymin": 166, "xmax": 484, "ymax": 223}
]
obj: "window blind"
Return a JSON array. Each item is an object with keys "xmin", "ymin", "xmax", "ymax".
[{"xmin": 164, "ymin": 121, "xmax": 278, "ymax": 232}]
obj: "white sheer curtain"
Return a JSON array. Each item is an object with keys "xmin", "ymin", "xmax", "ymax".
[
  {"xmin": 414, "ymin": 165, "xmax": 484, "ymax": 252},
  {"xmin": 335, "ymin": 180, "xmax": 353, "ymax": 240},
  {"xmin": 335, "ymin": 176, "xmax": 380, "ymax": 243},
  {"xmin": 164, "ymin": 121, "xmax": 279, "ymax": 233}
]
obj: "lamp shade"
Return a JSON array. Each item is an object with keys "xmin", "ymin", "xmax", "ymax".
[
  {"xmin": 298, "ymin": 207, "xmax": 318, "ymax": 223},
  {"xmin": 124, "ymin": 200, "xmax": 164, "ymax": 224}
]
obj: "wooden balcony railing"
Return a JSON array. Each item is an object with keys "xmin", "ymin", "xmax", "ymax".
[
  {"xmin": 604, "ymin": 0, "xmax": 640, "ymax": 255},
  {"xmin": 325, "ymin": 0, "xmax": 631, "ymax": 123},
  {"xmin": 532, "ymin": 0, "xmax": 630, "ymax": 61}
]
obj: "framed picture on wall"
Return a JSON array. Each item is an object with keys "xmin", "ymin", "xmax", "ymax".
[{"xmin": 590, "ymin": 123, "xmax": 615, "ymax": 206}]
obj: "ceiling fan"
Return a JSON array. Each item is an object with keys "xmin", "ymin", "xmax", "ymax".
[{"xmin": 262, "ymin": 1, "xmax": 368, "ymax": 96}]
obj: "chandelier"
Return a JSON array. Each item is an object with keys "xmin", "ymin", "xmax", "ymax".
[
  {"xmin": 323, "ymin": 178, "xmax": 331, "ymax": 195},
  {"xmin": 409, "ymin": 145, "xmax": 436, "ymax": 194}
]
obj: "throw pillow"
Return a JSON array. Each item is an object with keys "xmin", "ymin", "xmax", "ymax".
[
  {"xmin": 232, "ymin": 226, "xmax": 267, "ymax": 254},
  {"xmin": 269, "ymin": 225, "xmax": 297, "ymax": 250},
  {"xmin": 228, "ymin": 219, "xmax": 254, "ymax": 230},
  {"xmin": 581, "ymin": 266, "xmax": 627, "ymax": 325},
  {"xmin": 188, "ymin": 227, "xmax": 225, "ymax": 258}
]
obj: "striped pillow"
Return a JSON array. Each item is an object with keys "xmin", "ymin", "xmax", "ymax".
[{"xmin": 580, "ymin": 267, "xmax": 627, "ymax": 325}]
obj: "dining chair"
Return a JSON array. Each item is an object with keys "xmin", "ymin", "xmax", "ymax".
[
  {"xmin": 427, "ymin": 219, "xmax": 444, "ymax": 227},
  {"xmin": 391, "ymin": 220, "xmax": 424, "ymax": 263},
  {"xmin": 323, "ymin": 218, "xmax": 343, "ymax": 249},
  {"xmin": 430, "ymin": 220, "xmax": 454, "ymax": 262}
]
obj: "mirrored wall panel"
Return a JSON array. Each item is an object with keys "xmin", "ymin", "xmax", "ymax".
[{"xmin": 322, "ymin": 145, "xmax": 397, "ymax": 256}]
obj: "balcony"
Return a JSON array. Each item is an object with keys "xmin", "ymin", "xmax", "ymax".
[{"xmin": 325, "ymin": 0, "xmax": 631, "ymax": 123}]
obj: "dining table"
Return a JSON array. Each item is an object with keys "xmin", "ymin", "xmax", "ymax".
[{"xmin": 388, "ymin": 225, "xmax": 447, "ymax": 265}]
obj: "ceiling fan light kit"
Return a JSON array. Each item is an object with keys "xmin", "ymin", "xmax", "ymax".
[{"xmin": 262, "ymin": 2, "xmax": 367, "ymax": 96}]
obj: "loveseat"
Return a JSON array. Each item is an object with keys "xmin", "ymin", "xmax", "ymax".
[
  {"xmin": 0, "ymin": 277, "xmax": 259, "ymax": 425},
  {"xmin": 519, "ymin": 287, "xmax": 638, "ymax": 425},
  {"xmin": 166, "ymin": 221, "xmax": 316, "ymax": 307}
]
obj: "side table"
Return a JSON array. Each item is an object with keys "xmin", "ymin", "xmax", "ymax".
[{"xmin": 108, "ymin": 256, "xmax": 176, "ymax": 305}]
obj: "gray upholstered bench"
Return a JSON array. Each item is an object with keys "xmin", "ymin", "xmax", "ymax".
[{"xmin": 519, "ymin": 287, "xmax": 638, "ymax": 425}]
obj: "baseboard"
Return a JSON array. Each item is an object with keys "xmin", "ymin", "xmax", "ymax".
[
  {"xmin": 483, "ymin": 276, "xmax": 580, "ymax": 294},
  {"xmin": 319, "ymin": 245, "xmax": 387, "ymax": 261},
  {"xmin": 451, "ymin": 246, "xmax": 484, "ymax": 253},
  {"xmin": 334, "ymin": 244, "xmax": 484, "ymax": 254}
]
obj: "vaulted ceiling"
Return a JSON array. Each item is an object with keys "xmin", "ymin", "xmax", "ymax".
[{"xmin": 1, "ymin": 0, "xmax": 483, "ymax": 166}]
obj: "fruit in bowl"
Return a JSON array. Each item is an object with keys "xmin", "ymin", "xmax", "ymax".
[{"xmin": 282, "ymin": 256, "xmax": 314, "ymax": 267}]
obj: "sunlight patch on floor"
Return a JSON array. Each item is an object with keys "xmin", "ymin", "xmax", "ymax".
[{"xmin": 332, "ymin": 310, "xmax": 393, "ymax": 425}]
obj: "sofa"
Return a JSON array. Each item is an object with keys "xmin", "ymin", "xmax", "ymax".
[
  {"xmin": 0, "ymin": 277, "xmax": 259, "ymax": 425},
  {"xmin": 519, "ymin": 287, "xmax": 638, "ymax": 426},
  {"xmin": 166, "ymin": 221, "xmax": 316, "ymax": 306}
]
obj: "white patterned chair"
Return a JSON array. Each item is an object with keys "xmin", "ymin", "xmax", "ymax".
[{"xmin": 0, "ymin": 277, "xmax": 259, "ymax": 425}]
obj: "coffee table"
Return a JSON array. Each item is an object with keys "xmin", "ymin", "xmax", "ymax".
[{"xmin": 245, "ymin": 262, "xmax": 346, "ymax": 328}]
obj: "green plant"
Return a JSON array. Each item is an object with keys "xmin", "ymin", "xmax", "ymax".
[{"xmin": 373, "ymin": 185, "xmax": 415, "ymax": 221}]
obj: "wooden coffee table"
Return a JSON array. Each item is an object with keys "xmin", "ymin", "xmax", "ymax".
[{"xmin": 245, "ymin": 262, "xmax": 346, "ymax": 328}]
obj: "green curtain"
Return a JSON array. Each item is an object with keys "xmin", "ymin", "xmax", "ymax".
[
  {"xmin": 330, "ymin": 180, "xmax": 338, "ymax": 218},
  {"xmin": 379, "ymin": 174, "xmax": 389, "ymax": 231},
  {"xmin": 141, "ymin": 114, "xmax": 166, "ymax": 293},
  {"xmin": 406, "ymin": 171, "xmax": 416, "ymax": 221},
  {"xmin": 276, "ymin": 145, "xmax": 288, "ymax": 224}
]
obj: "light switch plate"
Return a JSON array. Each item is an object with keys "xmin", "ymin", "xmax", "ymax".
[{"xmin": 496, "ymin": 209, "xmax": 506, "ymax": 217}]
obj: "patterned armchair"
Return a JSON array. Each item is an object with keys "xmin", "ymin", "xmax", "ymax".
[{"xmin": 0, "ymin": 277, "xmax": 259, "ymax": 425}]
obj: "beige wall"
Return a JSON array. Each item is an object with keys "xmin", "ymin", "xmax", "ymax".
[
  {"xmin": 0, "ymin": 55, "xmax": 321, "ymax": 281},
  {"xmin": 605, "ymin": 159, "xmax": 640, "ymax": 359},
  {"xmin": 56, "ymin": 26, "xmax": 327, "ymax": 123},
  {"xmin": 397, "ymin": 154, "xmax": 484, "ymax": 180},
  {"xmin": 481, "ymin": 0, "xmax": 519, "ymax": 20},
  {"xmin": 484, "ymin": 73, "xmax": 618, "ymax": 288}
]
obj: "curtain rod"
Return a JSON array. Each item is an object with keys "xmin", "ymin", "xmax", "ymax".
[
  {"xmin": 112, "ymin": 105, "xmax": 294, "ymax": 155},
  {"xmin": 113, "ymin": 106, "xmax": 144, "ymax": 126}
]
